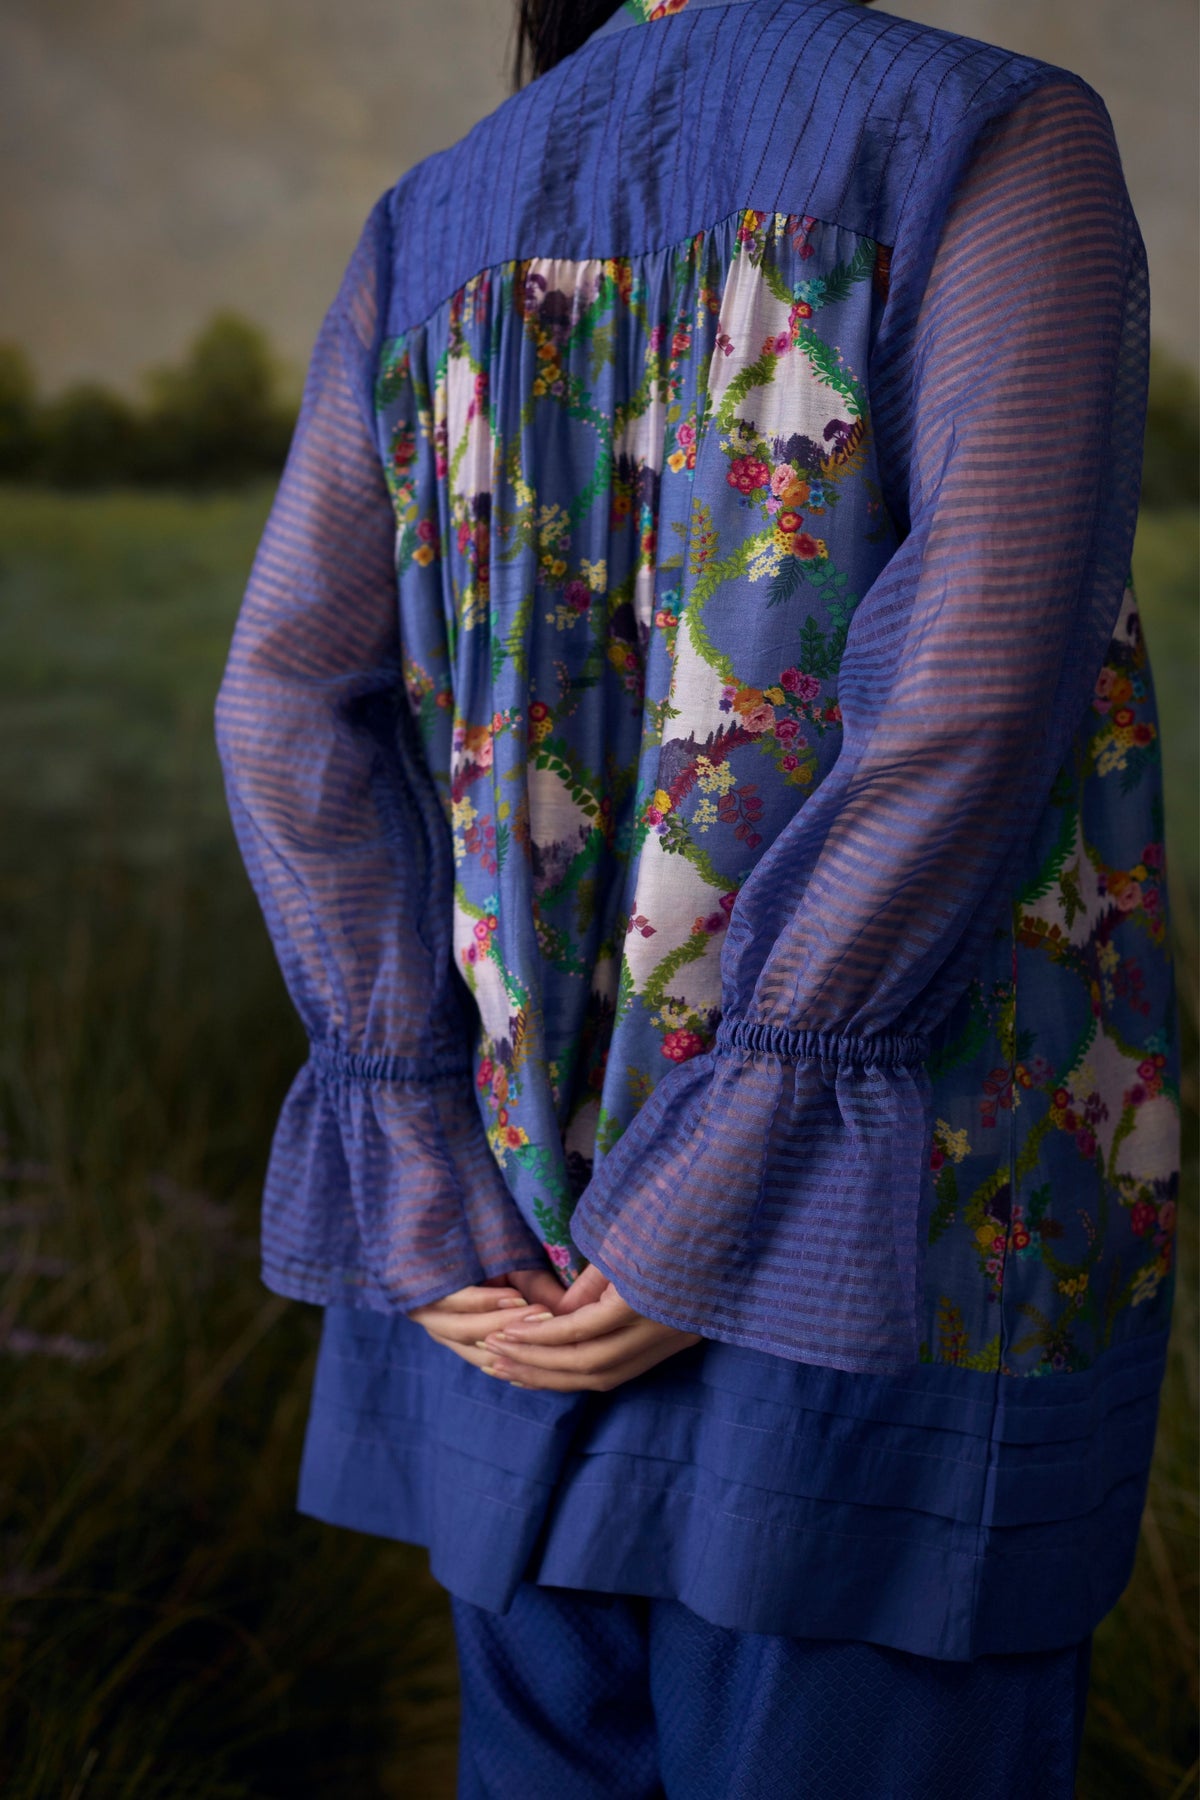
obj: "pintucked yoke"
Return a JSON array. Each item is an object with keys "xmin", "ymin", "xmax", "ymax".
[{"xmin": 216, "ymin": 0, "xmax": 1180, "ymax": 1660}]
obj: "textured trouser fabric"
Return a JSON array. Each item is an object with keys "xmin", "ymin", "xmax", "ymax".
[{"xmin": 451, "ymin": 1583, "xmax": 1092, "ymax": 1800}]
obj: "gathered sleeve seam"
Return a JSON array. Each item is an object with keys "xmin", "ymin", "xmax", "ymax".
[
  {"xmin": 713, "ymin": 1016, "xmax": 930, "ymax": 1071},
  {"xmin": 308, "ymin": 1039, "xmax": 474, "ymax": 1086}
]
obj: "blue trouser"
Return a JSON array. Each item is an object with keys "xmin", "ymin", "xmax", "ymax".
[{"xmin": 451, "ymin": 1583, "xmax": 1092, "ymax": 1800}]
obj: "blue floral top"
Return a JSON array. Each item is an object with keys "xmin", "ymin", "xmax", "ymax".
[{"xmin": 216, "ymin": 0, "xmax": 1180, "ymax": 1658}]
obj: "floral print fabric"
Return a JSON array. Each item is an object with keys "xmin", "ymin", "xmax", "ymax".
[{"xmin": 375, "ymin": 203, "xmax": 1177, "ymax": 1374}]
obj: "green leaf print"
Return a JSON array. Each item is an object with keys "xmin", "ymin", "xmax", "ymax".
[
  {"xmin": 818, "ymin": 240, "xmax": 878, "ymax": 308},
  {"xmin": 641, "ymin": 930, "xmax": 714, "ymax": 1014}
]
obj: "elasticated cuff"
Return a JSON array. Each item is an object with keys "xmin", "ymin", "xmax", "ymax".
[
  {"xmin": 260, "ymin": 1042, "xmax": 547, "ymax": 1311},
  {"xmin": 569, "ymin": 1016, "xmax": 933, "ymax": 1375}
]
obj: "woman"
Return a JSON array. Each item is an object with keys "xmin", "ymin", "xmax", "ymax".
[{"xmin": 215, "ymin": 0, "xmax": 1180, "ymax": 1793}]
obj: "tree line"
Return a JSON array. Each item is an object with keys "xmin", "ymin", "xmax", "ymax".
[
  {"xmin": 0, "ymin": 315, "xmax": 1196, "ymax": 504},
  {"xmin": 0, "ymin": 315, "xmax": 296, "ymax": 488}
]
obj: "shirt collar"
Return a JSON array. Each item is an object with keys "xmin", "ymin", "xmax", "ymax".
[
  {"xmin": 587, "ymin": 0, "xmax": 858, "ymax": 49},
  {"xmin": 586, "ymin": 0, "xmax": 748, "ymax": 49}
]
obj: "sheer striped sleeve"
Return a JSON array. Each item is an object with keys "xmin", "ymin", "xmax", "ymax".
[
  {"xmin": 568, "ymin": 77, "xmax": 1151, "ymax": 1373},
  {"xmin": 214, "ymin": 194, "xmax": 543, "ymax": 1311}
]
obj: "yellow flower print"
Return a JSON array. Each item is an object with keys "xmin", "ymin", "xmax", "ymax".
[
  {"xmin": 652, "ymin": 788, "xmax": 672, "ymax": 814},
  {"xmin": 934, "ymin": 1120, "xmax": 970, "ymax": 1164},
  {"xmin": 748, "ymin": 537, "xmax": 784, "ymax": 582},
  {"xmin": 763, "ymin": 685, "xmax": 785, "ymax": 705},
  {"xmin": 413, "ymin": 543, "xmax": 435, "ymax": 567},
  {"xmin": 581, "ymin": 558, "xmax": 607, "ymax": 591},
  {"xmin": 695, "ymin": 754, "xmax": 735, "ymax": 797},
  {"xmin": 668, "ymin": 450, "xmax": 688, "ymax": 473}
]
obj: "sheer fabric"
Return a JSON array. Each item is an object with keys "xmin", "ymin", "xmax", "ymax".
[
  {"xmin": 570, "ymin": 81, "xmax": 1152, "ymax": 1369},
  {"xmin": 215, "ymin": 206, "xmax": 545, "ymax": 1308},
  {"xmin": 216, "ymin": 7, "xmax": 1162, "ymax": 1375}
]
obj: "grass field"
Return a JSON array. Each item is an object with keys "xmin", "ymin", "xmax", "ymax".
[{"xmin": 0, "ymin": 485, "xmax": 1195, "ymax": 1798}]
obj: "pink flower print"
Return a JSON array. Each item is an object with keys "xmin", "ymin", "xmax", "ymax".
[
  {"xmin": 781, "ymin": 754, "xmax": 799, "ymax": 771},
  {"xmin": 627, "ymin": 912, "xmax": 656, "ymax": 938},
  {"xmin": 1130, "ymin": 1199, "xmax": 1157, "ymax": 1236},
  {"xmin": 564, "ymin": 579, "xmax": 591, "ymax": 613},
  {"xmin": 546, "ymin": 1243, "xmax": 572, "ymax": 1271},
  {"xmin": 742, "ymin": 702, "xmax": 776, "ymax": 735},
  {"xmin": 677, "ymin": 421, "xmax": 696, "ymax": 448},
  {"xmin": 781, "ymin": 667, "xmax": 820, "ymax": 701},
  {"xmin": 727, "ymin": 456, "xmax": 770, "ymax": 495},
  {"xmin": 775, "ymin": 718, "xmax": 800, "ymax": 742},
  {"xmin": 716, "ymin": 332, "xmax": 735, "ymax": 357},
  {"xmin": 476, "ymin": 1057, "xmax": 494, "ymax": 1089},
  {"xmin": 719, "ymin": 891, "xmax": 738, "ymax": 914},
  {"xmin": 703, "ymin": 910, "xmax": 727, "ymax": 933},
  {"xmin": 662, "ymin": 1028, "xmax": 706, "ymax": 1062}
]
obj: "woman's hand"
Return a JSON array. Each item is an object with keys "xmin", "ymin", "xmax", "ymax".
[
  {"xmin": 408, "ymin": 1267, "xmax": 565, "ymax": 1370},
  {"xmin": 479, "ymin": 1264, "xmax": 702, "ymax": 1393},
  {"xmin": 409, "ymin": 1264, "xmax": 701, "ymax": 1393}
]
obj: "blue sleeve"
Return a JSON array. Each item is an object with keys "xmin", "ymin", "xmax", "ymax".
[
  {"xmin": 215, "ymin": 191, "xmax": 544, "ymax": 1311},
  {"xmin": 568, "ymin": 77, "xmax": 1151, "ymax": 1372}
]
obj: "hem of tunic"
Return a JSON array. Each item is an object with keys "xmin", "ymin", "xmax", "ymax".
[{"xmin": 295, "ymin": 1307, "xmax": 1167, "ymax": 1662}]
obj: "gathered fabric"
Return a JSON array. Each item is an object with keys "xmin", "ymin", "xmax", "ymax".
[{"xmin": 216, "ymin": 0, "xmax": 1179, "ymax": 1656}]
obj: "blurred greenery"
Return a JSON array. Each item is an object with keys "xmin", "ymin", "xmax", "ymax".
[
  {"xmin": 0, "ymin": 409, "xmax": 1195, "ymax": 1793},
  {"xmin": 0, "ymin": 318, "xmax": 296, "ymax": 491}
]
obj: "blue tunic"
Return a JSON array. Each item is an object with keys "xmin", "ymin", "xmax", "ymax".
[{"xmin": 215, "ymin": 0, "xmax": 1180, "ymax": 1661}]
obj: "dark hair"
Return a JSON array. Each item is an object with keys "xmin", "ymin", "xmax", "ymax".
[{"xmin": 513, "ymin": 0, "xmax": 874, "ymax": 88}]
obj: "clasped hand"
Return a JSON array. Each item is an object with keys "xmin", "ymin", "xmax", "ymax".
[{"xmin": 409, "ymin": 1264, "xmax": 701, "ymax": 1393}]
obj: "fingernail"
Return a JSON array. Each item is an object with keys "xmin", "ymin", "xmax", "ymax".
[
  {"xmin": 496, "ymin": 1297, "xmax": 528, "ymax": 1308},
  {"xmin": 480, "ymin": 1360, "xmax": 500, "ymax": 1376},
  {"xmin": 506, "ymin": 1311, "xmax": 554, "ymax": 1326},
  {"xmin": 484, "ymin": 1332, "xmax": 507, "ymax": 1345},
  {"xmin": 474, "ymin": 1339, "xmax": 491, "ymax": 1348},
  {"xmin": 508, "ymin": 1381, "xmax": 529, "ymax": 1389}
]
